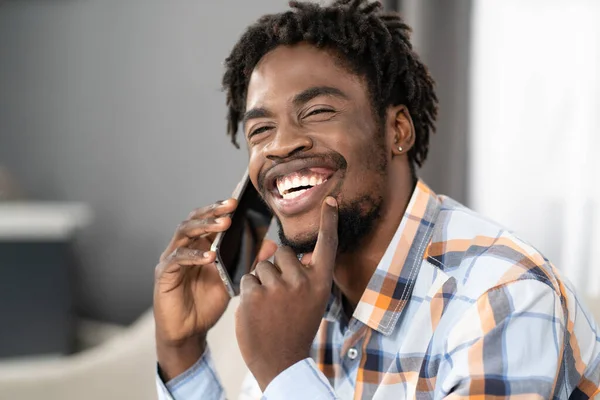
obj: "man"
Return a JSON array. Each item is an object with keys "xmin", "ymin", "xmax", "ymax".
[{"xmin": 154, "ymin": 0, "xmax": 600, "ymax": 398}]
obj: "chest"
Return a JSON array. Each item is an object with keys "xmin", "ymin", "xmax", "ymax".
[{"xmin": 310, "ymin": 271, "xmax": 454, "ymax": 400}]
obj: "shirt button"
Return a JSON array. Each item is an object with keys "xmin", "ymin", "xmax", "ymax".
[{"xmin": 347, "ymin": 347, "xmax": 358, "ymax": 360}]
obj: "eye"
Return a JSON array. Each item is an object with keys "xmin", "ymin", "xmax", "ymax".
[
  {"xmin": 304, "ymin": 108, "xmax": 334, "ymax": 118},
  {"xmin": 248, "ymin": 125, "xmax": 272, "ymax": 138}
]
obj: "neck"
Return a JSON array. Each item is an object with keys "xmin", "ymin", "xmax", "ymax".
[{"xmin": 333, "ymin": 165, "xmax": 415, "ymax": 312}]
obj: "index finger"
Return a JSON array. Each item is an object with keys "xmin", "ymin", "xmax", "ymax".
[
  {"xmin": 160, "ymin": 199, "xmax": 238, "ymax": 261},
  {"xmin": 187, "ymin": 198, "xmax": 237, "ymax": 220},
  {"xmin": 309, "ymin": 196, "xmax": 339, "ymax": 275}
]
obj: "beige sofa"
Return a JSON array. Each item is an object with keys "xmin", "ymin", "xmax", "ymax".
[
  {"xmin": 0, "ymin": 296, "xmax": 598, "ymax": 400},
  {"xmin": 0, "ymin": 297, "xmax": 248, "ymax": 400}
]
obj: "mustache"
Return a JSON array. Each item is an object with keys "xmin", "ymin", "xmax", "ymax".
[{"xmin": 257, "ymin": 152, "xmax": 348, "ymax": 194}]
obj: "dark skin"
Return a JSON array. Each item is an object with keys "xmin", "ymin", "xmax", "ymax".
[{"xmin": 153, "ymin": 43, "xmax": 415, "ymax": 390}]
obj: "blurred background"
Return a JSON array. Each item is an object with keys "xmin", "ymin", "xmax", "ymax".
[{"xmin": 0, "ymin": 0, "xmax": 598, "ymax": 399}]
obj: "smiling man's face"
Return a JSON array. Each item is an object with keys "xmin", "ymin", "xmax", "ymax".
[{"xmin": 244, "ymin": 43, "xmax": 390, "ymax": 254}]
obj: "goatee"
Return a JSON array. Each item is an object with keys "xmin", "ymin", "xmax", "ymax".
[{"xmin": 276, "ymin": 194, "xmax": 383, "ymax": 254}]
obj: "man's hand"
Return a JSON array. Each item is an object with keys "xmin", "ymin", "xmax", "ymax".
[
  {"xmin": 235, "ymin": 197, "xmax": 339, "ymax": 391},
  {"xmin": 154, "ymin": 198, "xmax": 276, "ymax": 381}
]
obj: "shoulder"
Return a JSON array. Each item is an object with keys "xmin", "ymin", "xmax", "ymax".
[{"xmin": 426, "ymin": 195, "xmax": 560, "ymax": 299}]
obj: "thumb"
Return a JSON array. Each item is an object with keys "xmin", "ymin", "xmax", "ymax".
[{"xmin": 310, "ymin": 197, "xmax": 339, "ymax": 275}]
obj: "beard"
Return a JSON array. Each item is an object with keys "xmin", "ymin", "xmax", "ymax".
[
  {"xmin": 276, "ymin": 193, "xmax": 383, "ymax": 254},
  {"xmin": 261, "ymin": 115, "xmax": 389, "ymax": 255},
  {"xmin": 276, "ymin": 135, "xmax": 387, "ymax": 255}
]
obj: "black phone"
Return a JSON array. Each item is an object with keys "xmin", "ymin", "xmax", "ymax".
[{"xmin": 210, "ymin": 170, "xmax": 274, "ymax": 297}]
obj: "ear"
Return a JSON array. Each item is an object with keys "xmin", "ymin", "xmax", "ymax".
[{"xmin": 384, "ymin": 105, "xmax": 415, "ymax": 157}]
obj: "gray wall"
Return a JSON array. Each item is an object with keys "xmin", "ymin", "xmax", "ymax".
[
  {"xmin": 0, "ymin": 0, "xmax": 470, "ymax": 324},
  {"xmin": 402, "ymin": 0, "xmax": 471, "ymax": 204},
  {"xmin": 0, "ymin": 0, "xmax": 285, "ymax": 324}
]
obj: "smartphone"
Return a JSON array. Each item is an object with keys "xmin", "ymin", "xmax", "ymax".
[{"xmin": 210, "ymin": 170, "xmax": 274, "ymax": 297}]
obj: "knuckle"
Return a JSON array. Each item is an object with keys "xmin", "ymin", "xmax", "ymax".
[
  {"xmin": 254, "ymin": 262, "xmax": 268, "ymax": 274},
  {"xmin": 186, "ymin": 209, "xmax": 199, "ymax": 220},
  {"xmin": 165, "ymin": 248, "xmax": 177, "ymax": 261},
  {"xmin": 159, "ymin": 248, "xmax": 172, "ymax": 262},
  {"xmin": 240, "ymin": 279, "xmax": 258, "ymax": 298},
  {"xmin": 240, "ymin": 273, "xmax": 253, "ymax": 285},
  {"xmin": 176, "ymin": 221, "xmax": 188, "ymax": 233},
  {"xmin": 187, "ymin": 206, "xmax": 206, "ymax": 219},
  {"xmin": 173, "ymin": 247, "xmax": 186, "ymax": 259},
  {"xmin": 290, "ymin": 275, "xmax": 308, "ymax": 291},
  {"xmin": 187, "ymin": 202, "xmax": 219, "ymax": 220},
  {"xmin": 154, "ymin": 262, "xmax": 165, "ymax": 280},
  {"xmin": 198, "ymin": 218, "xmax": 211, "ymax": 227}
]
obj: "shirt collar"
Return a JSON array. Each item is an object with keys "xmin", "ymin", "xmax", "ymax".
[{"xmin": 324, "ymin": 179, "xmax": 441, "ymax": 335}]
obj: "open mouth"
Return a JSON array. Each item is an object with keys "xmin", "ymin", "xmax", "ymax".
[
  {"xmin": 262, "ymin": 157, "xmax": 344, "ymax": 216},
  {"xmin": 275, "ymin": 169, "xmax": 330, "ymax": 200}
]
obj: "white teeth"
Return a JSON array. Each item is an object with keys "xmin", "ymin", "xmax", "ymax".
[
  {"xmin": 282, "ymin": 188, "xmax": 308, "ymax": 200},
  {"xmin": 276, "ymin": 173, "xmax": 329, "ymax": 197}
]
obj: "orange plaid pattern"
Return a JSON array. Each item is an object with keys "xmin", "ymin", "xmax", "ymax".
[{"xmin": 157, "ymin": 180, "xmax": 600, "ymax": 399}]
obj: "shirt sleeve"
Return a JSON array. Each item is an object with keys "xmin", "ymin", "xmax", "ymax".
[
  {"xmin": 156, "ymin": 347, "xmax": 226, "ymax": 400},
  {"xmin": 261, "ymin": 358, "xmax": 338, "ymax": 400},
  {"xmin": 440, "ymin": 279, "xmax": 565, "ymax": 399}
]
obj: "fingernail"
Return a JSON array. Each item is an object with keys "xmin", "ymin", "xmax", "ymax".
[
  {"xmin": 219, "ymin": 199, "xmax": 229, "ymax": 205},
  {"xmin": 215, "ymin": 217, "xmax": 225, "ymax": 223},
  {"xmin": 203, "ymin": 251, "xmax": 211, "ymax": 258},
  {"xmin": 325, "ymin": 197, "xmax": 337, "ymax": 207}
]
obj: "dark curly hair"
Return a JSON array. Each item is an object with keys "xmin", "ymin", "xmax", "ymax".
[{"xmin": 222, "ymin": 0, "xmax": 438, "ymax": 169}]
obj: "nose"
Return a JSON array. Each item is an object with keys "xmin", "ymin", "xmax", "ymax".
[{"xmin": 264, "ymin": 125, "xmax": 313, "ymax": 161}]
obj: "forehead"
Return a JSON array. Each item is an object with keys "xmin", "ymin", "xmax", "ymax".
[{"xmin": 246, "ymin": 43, "xmax": 365, "ymax": 108}]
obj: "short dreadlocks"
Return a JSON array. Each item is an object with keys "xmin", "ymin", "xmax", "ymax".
[{"xmin": 222, "ymin": 0, "xmax": 438, "ymax": 168}]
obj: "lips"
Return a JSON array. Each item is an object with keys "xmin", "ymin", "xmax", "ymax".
[
  {"xmin": 261, "ymin": 157, "xmax": 344, "ymax": 216},
  {"xmin": 276, "ymin": 169, "xmax": 330, "ymax": 199}
]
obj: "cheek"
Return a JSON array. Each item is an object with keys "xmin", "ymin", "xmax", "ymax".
[
  {"xmin": 247, "ymin": 151, "xmax": 263, "ymax": 189},
  {"xmin": 340, "ymin": 140, "xmax": 386, "ymax": 192}
]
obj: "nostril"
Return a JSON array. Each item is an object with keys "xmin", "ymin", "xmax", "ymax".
[{"xmin": 266, "ymin": 140, "xmax": 312, "ymax": 161}]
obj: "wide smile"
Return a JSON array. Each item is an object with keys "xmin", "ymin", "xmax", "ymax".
[
  {"xmin": 271, "ymin": 168, "xmax": 338, "ymax": 216},
  {"xmin": 265, "ymin": 161, "xmax": 341, "ymax": 217}
]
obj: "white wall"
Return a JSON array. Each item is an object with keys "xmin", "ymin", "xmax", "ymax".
[{"xmin": 469, "ymin": 0, "xmax": 600, "ymax": 296}]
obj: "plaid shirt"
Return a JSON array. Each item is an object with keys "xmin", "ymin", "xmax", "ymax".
[{"xmin": 157, "ymin": 180, "xmax": 600, "ymax": 399}]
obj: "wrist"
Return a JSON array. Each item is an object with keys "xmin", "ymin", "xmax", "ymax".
[{"xmin": 156, "ymin": 334, "xmax": 207, "ymax": 382}]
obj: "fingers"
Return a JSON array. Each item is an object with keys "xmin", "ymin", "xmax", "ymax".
[
  {"xmin": 170, "ymin": 247, "xmax": 215, "ymax": 264},
  {"xmin": 155, "ymin": 247, "xmax": 216, "ymax": 282},
  {"xmin": 240, "ymin": 273, "xmax": 263, "ymax": 297},
  {"xmin": 177, "ymin": 217, "xmax": 231, "ymax": 238},
  {"xmin": 187, "ymin": 198, "xmax": 237, "ymax": 220},
  {"xmin": 274, "ymin": 247, "xmax": 305, "ymax": 281},
  {"xmin": 253, "ymin": 261, "xmax": 281, "ymax": 286},
  {"xmin": 160, "ymin": 199, "xmax": 237, "ymax": 261},
  {"xmin": 257, "ymin": 239, "xmax": 278, "ymax": 262},
  {"xmin": 309, "ymin": 197, "xmax": 339, "ymax": 276}
]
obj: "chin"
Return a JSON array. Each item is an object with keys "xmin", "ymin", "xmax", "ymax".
[{"xmin": 276, "ymin": 218, "xmax": 319, "ymax": 254}]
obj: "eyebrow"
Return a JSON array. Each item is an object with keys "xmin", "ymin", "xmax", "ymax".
[
  {"xmin": 242, "ymin": 107, "xmax": 273, "ymax": 128},
  {"xmin": 292, "ymin": 86, "xmax": 349, "ymax": 107},
  {"xmin": 242, "ymin": 86, "xmax": 349, "ymax": 129}
]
